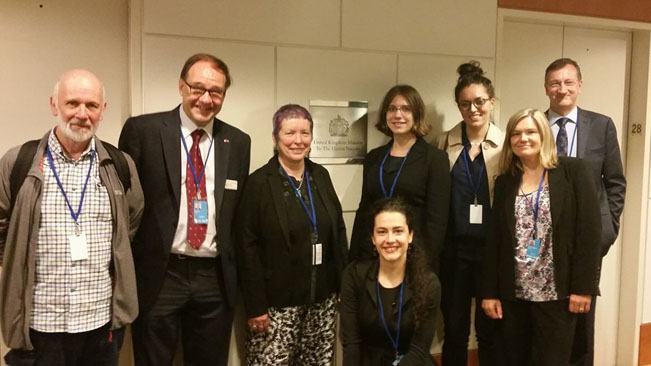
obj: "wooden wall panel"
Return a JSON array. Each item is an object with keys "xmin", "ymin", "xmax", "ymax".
[
  {"xmin": 498, "ymin": 0, "xmax": 651, "ymax": 24},
  {"xmin": 641, "ymin": 323, "xmax": 651, "ymax": 366}
]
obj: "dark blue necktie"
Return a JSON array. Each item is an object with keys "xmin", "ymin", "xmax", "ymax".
[{"xmin": 556, "ymin": 118, "xmax": 569, "ymax": 157}]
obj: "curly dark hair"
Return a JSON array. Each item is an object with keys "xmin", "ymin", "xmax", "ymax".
[
  {"xmin": 454, "ymin": 61, "xmax": 495, "ymax": 104},
  {"xmin": 368, "ymin": 197, "xmax": 436, "ymax": 330}
]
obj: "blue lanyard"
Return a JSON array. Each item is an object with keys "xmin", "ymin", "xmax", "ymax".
[
  {"xmin": 282, "ymin": 166, "xmax": 318, "ymax": 235},
  {"xmin": 377, "ymin": 277, "xmax": 404, "ymax": 360},
  {"xmin": 45, "ymin": 146, "xmax": 95, "ymax": 228},
  {"xmin": 379, "ymin": 143, "xmax": 413, "ymax": 198},
  {"xmin": 520, "ymin": 169, "xmax": 546, "ymax": 239},
  {"xmin": 461, "ymin": 146, "xmax": 485, "ymax": 204},
  {"xmin": 180, "ymin": 128, "xmax": 214, "ymax": 198}
]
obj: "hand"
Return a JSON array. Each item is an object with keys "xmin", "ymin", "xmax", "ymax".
[
  {"xmin": 569, "ymin": 294, "xmax": 592, "ymax": 313},
  {"xmin": 247, "ymin": 314, "xmax": 270, "ymax": 333},
  {"xmin": 482, "ymin": 299, "xmax": 503, "ymax": 319}
]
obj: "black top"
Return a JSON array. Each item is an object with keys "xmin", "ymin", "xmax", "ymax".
[
  {"xmin": 284, "ymin": 172, "xmax": 337, "ymax": 301},
  {"xmin": 236, "ymin": 156, "xmax": 348, "ymax": 318},
  {"xmin": 449, "ymin": 125, "xmax": 490, "ymax": 256},
  {"xmin": 350, "ymin": 137, "xmax": 450, "ymax": 274},
  {"xmin": 340, "ymin": 259, "xmax": 441, "ymax": 366},
  {"xmin": 481, "ymin": 157, "xmax": 602, "ymax": 300}
]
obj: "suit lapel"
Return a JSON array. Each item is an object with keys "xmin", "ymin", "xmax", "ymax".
[
  {"xmin": 504, "ymin": 174, "xmax": 519, "ymax": 240},
  {"xmin": 160, "ymin": 110, "xmax": 182, "ymax": 207},
  {"xmin": 547, "ymin": 166, "xmax": 564, "ymax": 233},
  {"xmin": 576, "ymin": 108, "xmax": 591, "ymax": 159},
  {"xmin": 267, "ymin": 158, "xmax": 292, "ymax": 249},
  {"xmin": 213, "ymin": 119, "xmax": 229, "ymax": 216}
]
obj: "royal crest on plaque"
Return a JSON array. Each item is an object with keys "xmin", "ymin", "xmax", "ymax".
[{"xmin": 329, "ymin": 114, "xmax": 350, "ymax": 137}]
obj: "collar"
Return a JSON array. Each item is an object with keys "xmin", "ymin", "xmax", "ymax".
[
  {"xmin": 547, "ymin": 106, "xmax": 578, "ymax": 126},
  {"xmin": 179, "ymin": 108, "xmax": 214, "ymax": 139},
  {"xmin": 48, "ymin": 128, "xmax": 96, "ymax": 162},
  {"xmin": 448, "ymin": 121, "xmax": 501, "ymax": 148}
]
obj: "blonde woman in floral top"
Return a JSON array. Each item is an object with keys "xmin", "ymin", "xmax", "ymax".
[{"xmin": 481, "ymin": 108, "xmax": 601, "ymax": 366}]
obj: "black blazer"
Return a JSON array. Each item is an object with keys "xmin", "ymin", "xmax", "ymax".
[
  {"xmin": 481, "ymin": 157, "xmax": 601, "ymax": 301},
  {"xmin": 236, "ymin": 156, "xmax": 348, "ymax": 318},
  {"xmin": 350, "ymin": 137, "xmax": 450, "ymax": 273},
  {"xmin": 340, "ymin": 259, "xmax": 440, "ymax": 366},
  {"xmin": 118, "ymin": 106, "xmax": 251, "ymax": 311},
  {"xmin": 547, "ymin": 108, "xmax": 626, "ymax": 255}
]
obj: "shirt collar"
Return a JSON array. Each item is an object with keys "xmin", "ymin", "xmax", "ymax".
[
  {"xmin": 179, "ymin": 108, "xmax": 214, "ymax": 139},
  {"xmin": 548, "ymin": 106, "xmax": 578, "ymax": 126},
  {"xmin": 48, "ymin": 128, "xmax": 96, "ymax": 162}
]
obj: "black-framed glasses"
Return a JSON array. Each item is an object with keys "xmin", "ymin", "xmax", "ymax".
[
  {"xmin": 458, "ymin": 97, "xmax": 490, "ymax": 111},
  {"xmin": 182, "ymin": 79, "xmax": 225, "ymax": 100},
  {"xmin": 387, "ymin": 105, "xmax": 412, "ymax": 114}
]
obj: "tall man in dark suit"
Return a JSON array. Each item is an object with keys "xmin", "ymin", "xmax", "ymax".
[
  {"xmin": 119, "ymin": 53, "xmax": 251, "ymax": 366},
  {"xmin": 544, "ymin": 58, "xmax": 626, "ymax": 366}
]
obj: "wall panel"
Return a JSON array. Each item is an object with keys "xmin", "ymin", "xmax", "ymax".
[
  {"xmin": 342, "ymin": 0, "xmax": 497, "ymax": 57},
  {"xmin": 143, "ymin": 0, "xmax": 340, "ymax": 47}
]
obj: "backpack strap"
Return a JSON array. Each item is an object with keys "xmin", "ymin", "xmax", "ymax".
[
  {"xmin": 9, "ymin": 139, "xmax": 40, "ymax": 210},
  {"xmin": 9, "ymin": 139, "xmax": 131, "ymax": 212},
  {"xmin": 100, "ymin": 140, "xmax": 131, "ymax": 193}
]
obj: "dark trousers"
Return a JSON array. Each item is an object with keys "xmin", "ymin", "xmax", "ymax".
[
  {"xmin": 441, "ymin": 256, "xmax": 497, "ymax": 366},
  {"xmin": 500, "ymin": 299, "xmax": 576, "ymax": 366},
  {"xmin": 132, "ymin": 255, "xmax": 234, "ymax": 366},
  {"xmin": 570, "ymin": 296, "xmax": 596, "ymax": 366},
  {"xmin": 10, "ymin": 322, "xmax": 117, "ymax": 366}
]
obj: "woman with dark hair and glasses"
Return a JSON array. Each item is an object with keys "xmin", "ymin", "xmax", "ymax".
[
  {"xmin": 350, "ymin": 85, "xmax": 450, "ymax": 276},
  {"xmin": 481, "ymin": 109, "xmax": 600, "ymax": 366},
  {"xmin": 236, "ymin": 104, "xmax": 348, "ymax": 365},
  {"xmin": 340, "ymin": 197, "xmax": 441, "ymax": 365},
  {"xmin": 435, "ymin": 61, "xmax": 503, "ymax": 366}
]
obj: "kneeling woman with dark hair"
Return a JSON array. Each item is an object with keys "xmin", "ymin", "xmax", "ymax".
[{"xmin": 340, "ymin": 197, "xmax": 441, "ymax": 366}]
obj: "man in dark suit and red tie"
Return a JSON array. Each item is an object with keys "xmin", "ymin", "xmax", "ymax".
[
  {"xmin": 119, "ymin": 53, "xmax": 251, "ymax": 366},
  {"xmin": 544, "ymin": 58, "xmax": 626, "ymax": 366}
]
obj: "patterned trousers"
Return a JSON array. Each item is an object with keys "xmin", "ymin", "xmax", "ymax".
[{"xmin": 246, "ymin": 294, "xmax": 337, "ymax": 366}]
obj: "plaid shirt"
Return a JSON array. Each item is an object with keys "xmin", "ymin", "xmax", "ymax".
[{"xmin": 31, "ymin": 131, "xmax": 113, "ymax": 333}]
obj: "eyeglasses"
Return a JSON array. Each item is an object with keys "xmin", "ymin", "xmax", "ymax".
[
  {"xmin": 458, "ymin": 98, "xmax": 490, "ymax": 111},
  {"xmin": 546, "ymin": 79, "xmax": 579, "ymax": 90},
  {"xmin": 182, "ymin": 79, "xmax": 225, "ymax": 100},
  {"xmin": 387, "ymin": 105, "xmax": 412, "ymax": 114}
]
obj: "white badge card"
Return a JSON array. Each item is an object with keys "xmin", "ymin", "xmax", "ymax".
[
  {"xmin": 69, "ymin": 233, "xmax": 89, "ymax": 261},
  {"xmin": 469, "ymin": 204, "xmax": 483, "ymax": 224},
  {"xmin": 225, "ymin": 179, "xmax": 238, "ymax": 191},
  {"xmin": 313, "ymin": 243, "xmax": 323, "ymax": 265}
]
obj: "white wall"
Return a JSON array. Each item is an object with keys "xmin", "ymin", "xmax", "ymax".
[{"xmin": 0, "ymin": 1, "xmax": 129, "ymax": 365}]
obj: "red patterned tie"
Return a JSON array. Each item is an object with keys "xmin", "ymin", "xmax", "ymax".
[{"xmin": 187, "ymin": 129, "xmax": 207, "ymax": 249}]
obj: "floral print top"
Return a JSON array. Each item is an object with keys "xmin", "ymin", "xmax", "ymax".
[{"xmin": 513, "ymin": 185, "xmax": 558, "ymax": 302}]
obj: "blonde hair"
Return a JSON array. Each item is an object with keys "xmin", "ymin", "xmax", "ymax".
[{"xmin": 499, "ymin": 108, "xmax": 558, "ymax": 175}]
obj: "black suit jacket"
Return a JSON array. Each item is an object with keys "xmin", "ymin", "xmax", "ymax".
[
  {"xmin": 339, "ymin": 259, "xmax": 440, "ymax": 366},
  {"xmin": 550, "ymin": 108, "xmax": 626, "ymax": 255},
  {"xmin": 482, "ymin": 158, "xmax": 601, "ymax": 301},
  {"xmin": 118, "ymin": 106, "xmax": 251, "ymax": 311},
  {"xmin": 235, "ymin": 156, "xmax": 348, "ymax": 318},
  {"xmin": 349, "ymin": 137, "xmax": 450, "ymax": 274}
]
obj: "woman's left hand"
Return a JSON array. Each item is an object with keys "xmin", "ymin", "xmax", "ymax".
[{"xmin": 569, "ymin": 294, "xmax": 592, "ymax": 313}]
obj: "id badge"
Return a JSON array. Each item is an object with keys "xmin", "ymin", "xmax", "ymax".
[
  {"xmin": 393, "ymin": 354, "xmax": 404, "ymax": 366},
  {"xmin": 526, "ymin": 238, "xmax": 541, "ymax": 259},
  {"xmin": 193, "ymin": 200, "xmax": 209, "ymax": 224},
  {"xmin": 469, "ymin": 204, "xmax": 483, "ymax": 224},
  {"xmin": 313, "ymin": 243, "xmax": 323, "ymax": 265},
  {"xmin": 69, "ymin": 233, "xmax": 89, "ymax": 261}
]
